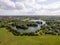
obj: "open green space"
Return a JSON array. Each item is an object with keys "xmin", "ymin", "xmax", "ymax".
[{"xmin": 0, "ymin": 28, "xmax": 60, "ymax": 45}]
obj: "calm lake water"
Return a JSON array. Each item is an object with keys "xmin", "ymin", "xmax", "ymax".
[
  {"xmin": 12, "ymin": 20, "xmax": 46, "ymax": 33},
  {"xmin": 12, "ymin": 24, "xmax": 42, "ymax": 33},
  {"xmin": 18, "ymin": 24, "xmax": 41, "ymax": 33}
]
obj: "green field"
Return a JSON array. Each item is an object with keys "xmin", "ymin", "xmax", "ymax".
[{"xmin": 0, "ymin": 28, "xmax": 60, "ymax": 45}]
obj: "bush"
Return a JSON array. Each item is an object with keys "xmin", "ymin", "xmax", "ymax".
[
  {"xmin": 16, "ymin": 25, "xmax": 28, "ymax": 30},
  {"xmin": 27, "ymin": 22, "xmax": 38, "ymax": 27},
  {"xmin": 36, "ymin": 21, "xmax": 42, "ymax": 24}
]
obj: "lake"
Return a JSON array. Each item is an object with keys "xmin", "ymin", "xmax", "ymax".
[{"xmin": 12, "ymin": 20, "xmax": 46, "ymax": 33}]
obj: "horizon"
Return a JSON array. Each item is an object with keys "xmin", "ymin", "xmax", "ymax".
[{"xmin": 0, "ymin": 15, "xmax": 60, "ymax": 16}]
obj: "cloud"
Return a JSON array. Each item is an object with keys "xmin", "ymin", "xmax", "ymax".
[
  {"xmin": 0, "ymin": 0, "xmax": 60, "ymax": 15},
  {"xmin": 15, "ymin": 2, "xmax": 24, "ymax": 10},
  {"xmin": 36, "ymin": 0, "xmax": 47, "ymax": 3},
  {"xmin": 43, "ymin": 2, "xmax": 60, "ymax": 10},
  {"xmin": 0, "ymin": 0, "xmax": 47, "ymax": 10},
  {"xmin": 0, "ymin": 0, "xmax": 15, "ymax": 10}
]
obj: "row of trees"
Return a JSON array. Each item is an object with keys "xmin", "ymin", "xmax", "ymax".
[
  {"xmin": 40, "ymin": 20, "xmax": 60, "ymax": 35},
  {"xmin": 0, "ymin": 17, "xmax": 60, "ymax": 36}
]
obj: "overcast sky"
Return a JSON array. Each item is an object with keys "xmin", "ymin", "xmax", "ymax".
[{"xmin": 0, "ymin": 0, "xmax": 60, "ymax": 16}]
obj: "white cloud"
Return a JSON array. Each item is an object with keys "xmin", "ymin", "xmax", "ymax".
[
  {"xmin": 36, "ymin": 0, "xmax": 47, "ymax": 3},
  {"xmin": 0, "ymin": 0, "xmax": 15, "ymax": 10},
  {"xmin": 15, "ymin": 2, "xmax": 24, "ymax": 10},
  {"xmin": 0, "ymin": 0, "xmax": 60, "ymax": 15},
  {"xmin": 43, "ymin": 2, "xmax": 60, "ymax": 10}
]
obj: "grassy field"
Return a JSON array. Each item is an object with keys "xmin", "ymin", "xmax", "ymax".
[{"xmin": 0, "ymin": 28, "xmax": 60, "ymax": 45}]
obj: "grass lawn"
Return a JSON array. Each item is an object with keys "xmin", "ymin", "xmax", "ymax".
[{"xmin": 0, "ymin": 28, "xmax": 60, "ymax": 45}]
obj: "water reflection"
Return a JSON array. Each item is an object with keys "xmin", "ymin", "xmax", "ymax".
[
  {"xmin": 12, "ymin": 20, "xmax": 46, "ymax": 33},
  {"xmin": 12, "ymin": 24, "xmax": 41, "ymax": 33}
]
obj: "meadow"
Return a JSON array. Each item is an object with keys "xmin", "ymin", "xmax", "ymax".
[{"xmin": 0, "ymin": 28, "xmax": 60, "ymax": 45}]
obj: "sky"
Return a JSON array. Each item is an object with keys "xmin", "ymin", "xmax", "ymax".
[{"xmin": 0, "ymin": 0, "xmax": 60, "ymax": 16}]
